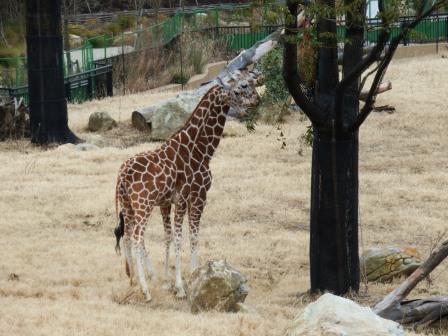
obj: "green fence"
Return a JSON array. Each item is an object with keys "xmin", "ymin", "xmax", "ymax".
[
  {"xmin": 0, "ymin": 3, "xmax": 280, "ymax": 89},
  {"xmin": 337, "ymin": 14, "xmax": 448, "ymax": 43},
  {"xmin": 2, "ymin": 6, "xmax": 447, "ymax": 105},
  {"xmin": 0, "ymin": 64, "xmax": 112, "ymax": 105}
]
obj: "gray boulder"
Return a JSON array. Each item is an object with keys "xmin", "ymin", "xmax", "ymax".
[
  {"xmin": 286, "ymin": 293, "xmax": 404, "ymax": 336},
  {"xmin": 187, "ymin": 260, "xmax": 249, "ymax": 313},
  {"xmin": 150, "ymin": 95, "xmax": 198, "ymax": 140},
  {"xmin": 88, "ymin": 111, "xmax": 117, "ymax": 132},
  {"xmin": 361, "ymin": 246, "xmax": 422, "ymax": 282}
]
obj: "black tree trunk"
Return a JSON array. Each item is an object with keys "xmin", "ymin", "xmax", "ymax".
[
  {"xmin": 26, "ymin": 0, "xmax": 79, "ymax": 144},
  {"xmin": 309, "ymin": 132, "xmax": 359, "ymax": 294}
]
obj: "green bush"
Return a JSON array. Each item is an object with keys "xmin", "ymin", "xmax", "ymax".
[
  {"xmin": 87, "ymin": 35, "xmax": 112, "ymax": 48},
  {"xmin": 255, "ymin": 46, "xmax": 291, "ymax": 123},
  {"xmin": 259, "ymin": 47, "xmax": 289, "ymax": 104},
  {"xmin": 116, "ymin": 15, "xmax": 136, "ymax": 30}
]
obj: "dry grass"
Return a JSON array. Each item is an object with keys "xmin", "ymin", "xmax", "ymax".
[{"xmin": 0, "ymin": 55, "xmax": 448, "ymax": 335}]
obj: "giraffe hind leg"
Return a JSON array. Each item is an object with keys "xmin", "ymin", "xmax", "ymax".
[
  {"xmin": 131, "ymin": 238, "xmax": 152, "ymax": 302},
  {"xmin": 121, "ymin": 209, "xmax": 136, "ymax": 286},
  {"xmin": 131, "ymin": 208, "xmax": 154, "ymax": 303},
  {"xmin": 123, "ymin": 235, "xmax": 134, "ymax": 285}
]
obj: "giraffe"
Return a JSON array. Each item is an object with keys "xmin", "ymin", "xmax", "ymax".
[{"xmin": 114, "ymin": 73, "xmax": 259, "ymax": 302}]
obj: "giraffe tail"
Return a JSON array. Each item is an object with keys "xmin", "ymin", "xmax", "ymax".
[
  {"xmin": 114, "ymin": 211, "xmax": 125, "ymax": 255},
  {"xmin": 114, "ymin": 174, "xmax": 124, "ymax": 255}
]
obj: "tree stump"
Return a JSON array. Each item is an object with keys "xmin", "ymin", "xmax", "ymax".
[{"xmin": 0, "ymin": 99, "xmax": 30, "ymax": 140}]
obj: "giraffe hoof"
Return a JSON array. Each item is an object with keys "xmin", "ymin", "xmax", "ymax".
[
  {"xmin": 144, "ymin": 293, "xmax": 152, "ymax": 303},
  {"xmin": 175, "ymin": 287, "xmax": 187, "ymax": 299},
  {"xmin": 162, "ymin": 282, "xmax": 172, "ymax": 291}
]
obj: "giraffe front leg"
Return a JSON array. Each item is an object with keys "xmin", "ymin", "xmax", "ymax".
[
  {"xmin": 173, "ymin": 203, "xmax": 187, "ymax": 298},
  {"xmin": 143, "ymin": 244, "xmax": 156, "ymax": 281},
  {"xmin": 188, "ymin": 200, "xmax": 204, "ymax": 273},
  {"xmin": 160, "ymin": 204, "xmax": 172, "ymax": 290}
]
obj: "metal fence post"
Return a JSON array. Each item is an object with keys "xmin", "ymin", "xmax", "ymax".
[
  {"xmin": 106, "ymin": 69, "xmax": 113, "ymax": 97},
  {"xmin": 104, "ymin": 34, "xmax": 107, "ymax": 59},
  {"xmin": 436, "ymin": 15, "xmax": 439, "ymax": 53},
  {"xmin": 65, "ymin": 82, "xmax": 72, "ymax": 102},
  {"xmin": 87, "ymin": 74, "xmax": 93, "ymax": 100}
]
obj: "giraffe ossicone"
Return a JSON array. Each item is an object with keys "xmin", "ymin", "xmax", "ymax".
[{"xmin": 114, "ymin": 71, "xmax": 259, "ymax": 302}]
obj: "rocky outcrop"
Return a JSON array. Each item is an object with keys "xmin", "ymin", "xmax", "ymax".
[
  {"xmin": 286, "ymin": 293, "xmax": 404, "ymax": 336},
  {"xmin": 88, "ymin": 111, "xmax": 117, "ymax": 132},
  {"xmin": 187, "ymin": 260, "xmax": 249, "ymax": 313},
  {"xmin": 361, "ymin": 246, "xmax": 422, "ymax": 282}
]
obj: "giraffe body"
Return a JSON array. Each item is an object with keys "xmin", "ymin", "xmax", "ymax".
[{"xmin": 115, "ymin": 78, "xmax": 258, "ymax": 301}]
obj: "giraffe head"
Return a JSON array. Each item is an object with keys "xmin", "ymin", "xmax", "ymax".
[{"xmin": 218, "ymin": 69, "xmax": 260, "ymax": 119}]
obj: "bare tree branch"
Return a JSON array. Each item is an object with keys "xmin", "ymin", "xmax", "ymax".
[
  {"xmin": 283, "ymin": 0, "xmax": 327, "ymax": 127},
  {"xmin": 352, "ymin": 0, "xmax": 447, "ymax": 130},
  {"xmin": 334, "ymin": 0, "xmax": 366, "ymax": 133},
  {"xmin": 335, "ymin": 0, "xmax": 390, "ymax": 98},
  {"xmin": 359, "ymin": 62, "xmax": 380, "ymax": 93}
]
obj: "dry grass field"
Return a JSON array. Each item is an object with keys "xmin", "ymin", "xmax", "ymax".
[{"xmin": 0, "ymin": 55, "xmax": 447, "ymax": 335}]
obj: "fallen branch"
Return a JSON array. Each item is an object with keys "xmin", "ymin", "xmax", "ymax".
[
  {"xmin": 359, "ymin": 81, "xmax": 392, "ymax": 101},
  {"xmin": 373, "ymin": 240, "xmax": 448, "ymax": 326},
  {"xmin": 373, "ymin": 105, "xmax": 395, "ymax": 113}
]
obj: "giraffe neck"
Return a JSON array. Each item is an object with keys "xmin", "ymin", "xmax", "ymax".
[
  {"xmin": 163, "ymin": 86, "xmax": 227, "ymax": 162},
  {"xmin": 193, "ymin": 86, "xmax": 229, "ymax": 164}
]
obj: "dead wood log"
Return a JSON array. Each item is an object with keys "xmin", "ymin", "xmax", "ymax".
[
  {"xmin": 373, "ymin": 240, "xmax": 448, "ymax": 326},
  {"xmin": 359, "ymin": 81, "xmax": 392, "ymax": 101},
  {"xmin": 131, "ymin": 107, "xmax": 154, "ymax": 132}
]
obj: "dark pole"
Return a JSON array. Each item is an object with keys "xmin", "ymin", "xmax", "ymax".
[{"xmin": 26, "ymin": 0, "xmax": 79, "ymax": 144}]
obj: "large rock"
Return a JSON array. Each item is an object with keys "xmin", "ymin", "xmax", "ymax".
[
  {"xmin": 88, "ymin": 111, "xmax": 117, "ymax": 132},
  {"xmin": 286, "ymin": 293, "xmax": 404, "ymax": 336},
  {"xmin": 187, "ymin": 260, "xmax": 249, "ymax": 313},
  {"xmin": 150, "ymin": 95, "xmax": 198, "ymax": 140},
  {"xmin": 361, "ymin": 246, "xmax": 422, "ymax": 282}
]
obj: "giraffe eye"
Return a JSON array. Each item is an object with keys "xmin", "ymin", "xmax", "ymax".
[{"xmin": 241, "ymin": 84, "xmax": 248, "ymax": 89}]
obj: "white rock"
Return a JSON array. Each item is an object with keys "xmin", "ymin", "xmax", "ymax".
[
  {"xmin": 56, "ymin": 143, "xmax": 75, "ymax": 151},
  {"xmin": 75, "ymin": 143, "xmax": 99, "ymax": 151},
  {"xmin": 286, "ymin": 293, "xmax": 404, "ymax": 336}
]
